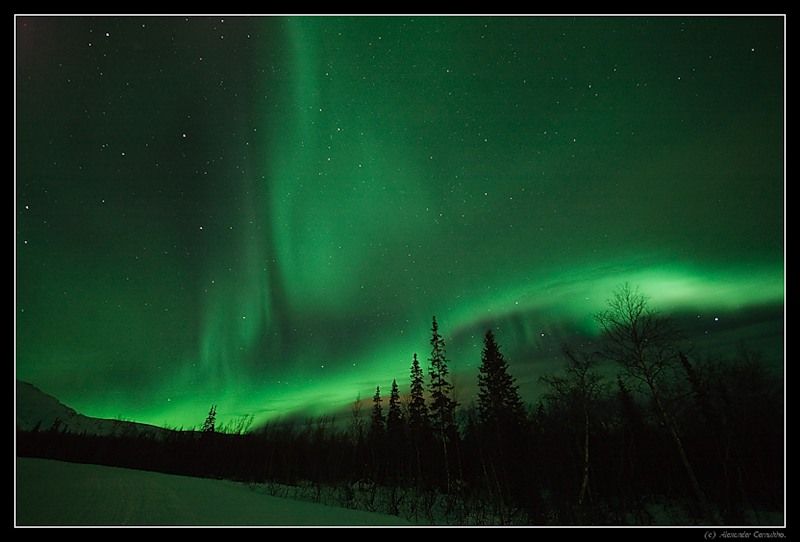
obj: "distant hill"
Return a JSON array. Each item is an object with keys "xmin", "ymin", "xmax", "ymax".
[{"xmin": 16, "ymin": 380, "xmax": 174, "ymax": 439}]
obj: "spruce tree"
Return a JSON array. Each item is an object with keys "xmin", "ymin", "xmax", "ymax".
[
  {"xmin": 407, "ymin": 352, "xmax": 430, "ymax": 485},
  {"xmin": 385, "ymin": 378, "xmax": 406, "ymax": 482},
  {"xmin": 477, "ymin": 329, "xmax": 526, "ymax": 430},
  {"xmin": 428, "ymin": 316, "xmax": 457, "ymax": 438},
  {"xmin": 201, "ymin": 404, "xmax": 217, "ymax": 433},
  {"xmin": 428, "ymin": 316, "xmax": 458, "ymax": 491},
  {"xmin": 407, "ymin": 353, "xmax": 429, "ymax": 433},
  {"xmin": 386, "ymin": 378, "xmax": 404, "ymax": 435},
  {"xmin": 477, "ymin": 330, "xmax": 533, "ymax": 507},
  {"xmin": 370, "ymin": 385, "xmax": 385, "ymax": 436}
]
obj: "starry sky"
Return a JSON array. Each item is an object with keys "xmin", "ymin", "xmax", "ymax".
[{"xmin": 16, "ymin": 16, "xmax": 784, "ymax": 428}]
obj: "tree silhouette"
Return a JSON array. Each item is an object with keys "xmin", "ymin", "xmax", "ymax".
[
  {"xmin": 367, "ymin": 385, "xmax": 386, "ymax": 482},
  {"xmin": 541, "ymin": 346, "xmax": 602, "ymax": 506},
  {"xmin": 477, "ymin": 329, "xmax": 526, "ymax": 431},
  {"xmin": 385, "ymin": 379, "xmax": 405, "ymax": 483},
  {"xmin": 201, "ymin": 405, "xmax": 217, "ymax": 433},
  {"xmin": 428, "ymin": 316, "xmax": 458, "ymax": 491},
  {"xmin": 407, "ymin": 353, "xmax": 429, "ymax": 434},
  {"xmin": 350, "ymin": 393, "xmax": 365, "ymax": 444},
  {"xmin": 386, "ymin": 379, "xmax": 404, "ymax": 435},
  {"xmin": 596, "ymin": 283, "xmax": 715, "ymax": 521},
  {"xmin": 370, "ymin": 385, "xmax": 385, "ymax": 436},
  {"xmin": 473, "ymin": 329, "xmax": 529, "ymax": 511},
  {"xmin": 428, "ymin": 316, "xmax": 457, "ymax": 434},
  {"xmin": 407, "ymin": 352, "xmax": 429, "ymax": 486},
  {"xmin": 615, "ymin": 374, "xmax": 649, "ymax": 508}
]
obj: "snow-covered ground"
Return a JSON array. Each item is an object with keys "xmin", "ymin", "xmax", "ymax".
[{"xmin": 16, "ymin": 458, "xmax": 411, "ymax": 526}]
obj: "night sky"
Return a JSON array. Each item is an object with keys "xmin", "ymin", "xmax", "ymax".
[{"xmin": 16, "ymin": 16, "xmax": 784, "ymax": 428}]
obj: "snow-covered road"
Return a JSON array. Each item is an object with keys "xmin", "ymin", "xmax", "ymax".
[{"xmin": 16, "ymin": 458, "xmax": 411, "ymax": 526}]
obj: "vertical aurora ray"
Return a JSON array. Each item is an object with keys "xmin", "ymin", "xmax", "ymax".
[
  {"xmin": 270, "ymin": 18, "xmax": 436, "ymax": 316},
  {"xmin": 189, "ymin": 21, "xmax": 292, "ymax": 398}
]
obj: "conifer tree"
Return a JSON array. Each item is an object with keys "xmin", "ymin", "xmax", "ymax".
[
  {"xmin": 477, "ymin": 329, "xmax": 526, "ymax": 430},
  {"xmin": 407, "ymin": 352, "xmax": 430, "ymax": 485},
  {"xmin": 428, "ymin": 316, "xmax": 457, "ymax": 438},
  {"xmin": 384, "ymin": 378, "xmax": 406, "ymax": 482},
  {"xmin": 407, "ymin": 353, "xmax": 429, "ymax": 433},
  {"xmin": 201, "ymin": 404, "xmax": 217, "ymax": 433},
  {"xmin": 386, "ymin": 378, "xmax": 404, "ymax": 435},
  {"xmin": 371, "ymin": 385, "xmax": 385, "ymax": 436},
  {"xmin": 428, "ymin": 316, "xmax": 458, "ymax": 491}
]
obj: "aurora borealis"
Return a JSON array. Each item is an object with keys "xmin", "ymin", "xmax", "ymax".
[{"xmin": 16, "ymin": 16, "xmax": 784, "ymax": 429}]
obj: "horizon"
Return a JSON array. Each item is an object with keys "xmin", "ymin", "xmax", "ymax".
[{"xmin": 17, "ymin": 291, "xmax": 784, "ymax": 431}]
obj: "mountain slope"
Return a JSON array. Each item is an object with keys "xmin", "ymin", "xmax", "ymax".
[{"xmin": 16, "ymin": 380, "xmax": 172, "ymax": 439}]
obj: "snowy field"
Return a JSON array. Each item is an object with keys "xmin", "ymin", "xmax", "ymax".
[{"xmin": 16, "ymin": 458, "xmax": 411, "ymax": 526}]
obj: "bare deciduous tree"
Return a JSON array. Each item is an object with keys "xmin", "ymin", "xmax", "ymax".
[
  {"xmin": 542, "ymin": 346, "xmax": 603, "ymax": 506},
  {"xmin": 596, "ymin": 284, "xmax": 716, "ymax": 520}
]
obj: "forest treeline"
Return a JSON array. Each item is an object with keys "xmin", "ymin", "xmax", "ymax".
[{"xmin": 16, "ymin": 285, "xmax": 783, "ymax": 525}]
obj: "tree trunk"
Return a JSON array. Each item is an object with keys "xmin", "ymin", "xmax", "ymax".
[
  {"xmin": 414, "ymin": 441, "xmax": 423, "ymax": 488},
  {"xmin": 577, "ymin": 407, "xmax": 591, "ymax": 505},
  {"xmin": 650, "ymin": 383, "xmax": 718, "ymax": 522},
  {"xmin": 441, "ymin": 436, "xmax": 451, "ymax": 493}
]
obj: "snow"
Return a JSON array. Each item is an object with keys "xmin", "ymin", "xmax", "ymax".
[
  {"xmin": 16, "ymin": 381, "xmax": 81, "ymax": 431},
  {"xmin": 16, "ymin": 458, "xmax": 412, "ymax": 526},
  {"xmin": 16, "ymin": 381, "xmax": 172, "ymax": 439}
]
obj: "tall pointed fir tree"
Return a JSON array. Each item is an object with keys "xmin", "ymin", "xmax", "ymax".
[
  {"xmin": 428, "ymin": 316, "xmax": 458, "ymax": 491},
  {"xmin": 407, "ymin": 353, "xmax": 429, "ymax": 434},
  {"xmin": 371, "ymin": 385, "xmax": 385, "ymax": 436},
  {"xmin": 407, "ymin": 352, "xmax": 429, "ymax": 484},
  {"xmin": 201, "ymin": 404, "xmax": 217, "ymax": 433},
  {"xmin": 369, "ymin": 385, "xmax": 386, "ymax": 481},
  {"xmin": 477, "ymin": 329, "xmax": 526, "ymax": 431},
  {"xmin": 428, "ymin": 316, "xmax": 457, "ymax": 438},
  {"xmin": 386, "ymin": 378, "xmax": 405, "ymax": 481},
  {"xmin": 386, "ymin": 379, "xmax": 404, "ymax": 435},
  {"xmin": 476, "ymin": 329, "xmax": 530, "ymax": 507}
]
